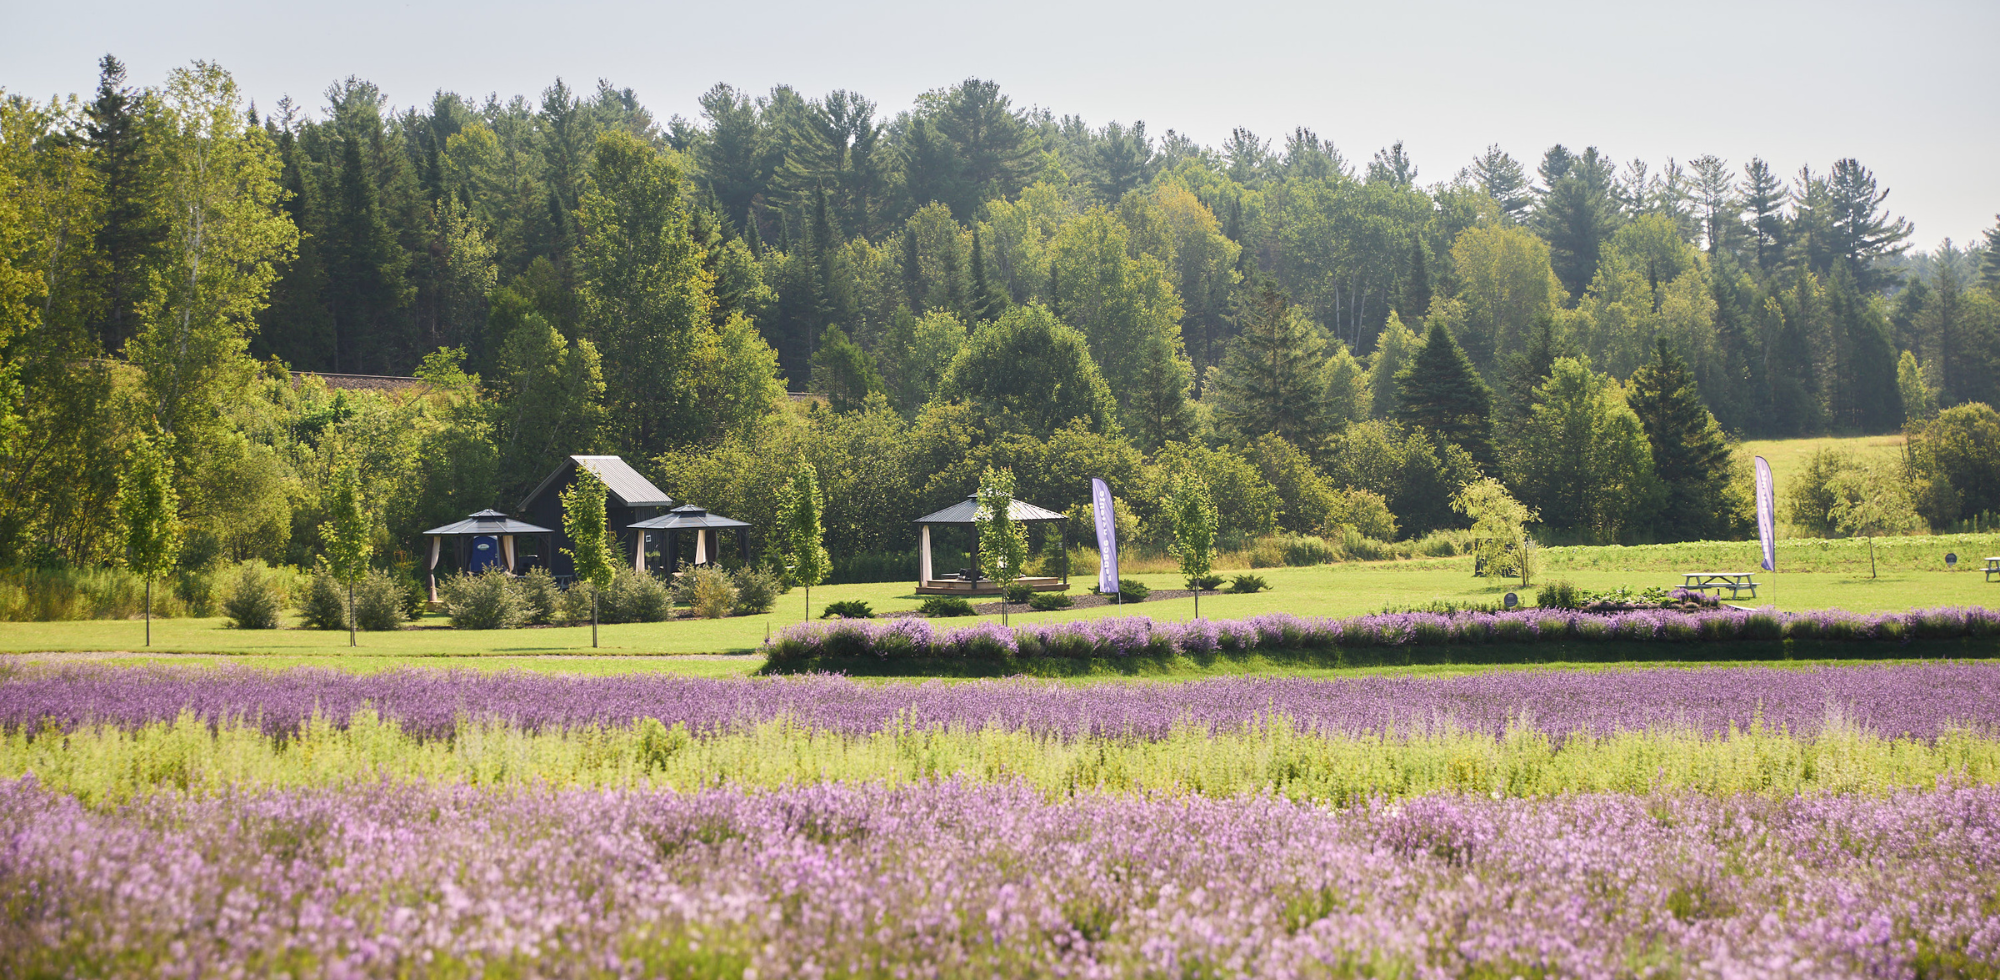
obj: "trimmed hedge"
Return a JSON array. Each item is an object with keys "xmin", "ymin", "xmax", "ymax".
[{"xmin": 762, "ymin": 606, "xmax": 2000, "ymax": 673}]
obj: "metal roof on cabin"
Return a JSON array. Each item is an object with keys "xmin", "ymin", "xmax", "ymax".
[
  {"xmin": 628, "ymin": 504, "xmax": 751, "ymax": 531},
  {"xmin": 422, "ymin": 509, "xmax": 555, "ymax": 536},
  {"xmin": 912, "ymin": 495, "xmax": 1068, "ymax": 526},
  {"xmin": 517, "ymin": 456, "xmax": 675, "ymax": 511}
]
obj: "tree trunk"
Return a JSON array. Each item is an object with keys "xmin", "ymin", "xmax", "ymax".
[
  {"xmin": 592, "ymin": 590, "xmax": 599, "ymax": 648},
  {"xmin": 1194, "ymin": 584, "xmax": 1200, "ymax": 621},
  {"xmin": 145, "ymin": 579, "xmax": 152, "ymax": 647},
  {"xmin": 348, "ymin": 582, "xmax": 356, "ymax": 647}
]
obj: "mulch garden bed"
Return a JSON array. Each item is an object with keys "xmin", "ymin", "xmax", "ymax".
[{"xmin": 882, "ymin": 588, "xmax": 1212, "ymax": 618}]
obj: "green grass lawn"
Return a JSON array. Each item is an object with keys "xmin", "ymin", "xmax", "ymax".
[
  {"xmin": 2, "ymin": 553, "xmax": 1994, "ymax": 666},
  {"xmin": 1739, "ymin": 433, "xmax": 1906, "ymax": 493}
]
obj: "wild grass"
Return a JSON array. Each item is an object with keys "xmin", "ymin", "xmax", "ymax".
[{"xmin": 10, "ymin": 710, "xmax": 1999, "ymax": 809}]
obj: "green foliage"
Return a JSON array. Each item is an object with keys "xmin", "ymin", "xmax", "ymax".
[
  {"xmin": 1168, "ymin": 470, "xmax": 1218, "ymax": 589},
  {"xmin": 1504, "ymin": 358, "xmax": 1660, "ymax": 542},
  {"xmin": 221, "ymin": 562, "xmax": 286, "ymax": 630},
  {"xmin": 602, "ymin": 569, "xmax": 673, "ymax": 623},
  {"xmin": 1905, "ymin": 403, "xmax": 2000, "ymax": 531},
  {"xmin": 1628, "ymin": 340, "xmax": 1743, "ymax": 541},
  {"xmin": 1536, "ymin": 579, "xmax": 1582, "ymax": 610},
  {"xmin": 1187, "ymin": 573, "xmax": 1226, "ymax": 591},
  {"xmin": 779, "ymin": 461, "xmax": 831, "ymax": 589},
  {"xmin": 1112, "ymin": 578, "xmax": 1150, "ymax": 601},
  {"xmin": 730, "ymin": 566, "xmax": 782, "ymax": 615},
  {"xmin": 671, "ymin": 566, "xmax": 734, "ymax": 620},
  {"xmin": 1026, "ymin": 591, "xmax": 1073, "ymax": 611},
  {"xmin": 975, "ymin": 466, "xmax": 1028, "ymax": 592},
  {"xmin": 1228, "ymin": 573, "xmax": 1269, "ymax": 594},
  {"xmin": 821, "ymin": 599, "xmax": 875, "ymax": 619},
  {"xmin": 1395, "ymin": 320, "xmax": 1495, "ymax": 465},
  {"xmin": 561, "ymin": 469, "xmax": 615, "ymax": 590},
  {"xmin": 115, "ymin": 431, "xmax": 182, "ymax": 583},
  {"xmin": 809, "ymin": 325, "xmax": 885, "ymax": 413},
  {"xmin": 1208, "ymin": 281, "xmax": 1329, "ymax": 446},
  {"xmin": 318, "ymin": 463, "xmax": 372, "ymax": 585},
  {"xmin": 938, "ymin": 305, "xmax": 1118, "ymax": 438},
  {"xmin": 297, "ymin": 572, "xmax": 349, "ymax": 631},
  {"xmin": 1453, "ymin": 478, "xmax": 1538, "ymax": 583},
  {"xmin": 516, "ymin": 567, "xmax": 563, "ymax": 626},
  {"xmin": 918, "ymin": 595, "xmax": 976, "ymax": 617},
  {"xmin": 441, "ymin": 568, "xmax": 526, "ymax": 630},
  {"xmin": 352, "ymin": 570, "xmax": 408, "ymax": 632}
]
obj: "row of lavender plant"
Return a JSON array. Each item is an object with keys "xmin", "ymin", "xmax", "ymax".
[
  {"xmin": 769, "ymin": 606, "xmax": 2000, "ymax": 666},
  {"xmin": 6, "ymin": 662, "xmax": 1998, "ymax": 741},
  {"xmin": 2, "ymin": 776, "xmax": 1994, "ymax": 977}
]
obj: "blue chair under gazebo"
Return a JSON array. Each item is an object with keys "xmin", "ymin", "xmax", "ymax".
[
  {"xmin": 420, "ymin": 509, "xmax": 555, "ymax": 601},
  {"xmin": 629, "ymin": 504, "xmax": 752, "ymax": 573}
]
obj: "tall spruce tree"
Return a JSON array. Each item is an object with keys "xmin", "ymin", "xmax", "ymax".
[
  {"xmin": 1398, "ymin": 239, "xmax": 1431, "ymax": 324},
  {"xmin": 1741, "ymin": 158, "xmax": 1787, "ymax": 274},
  {"xmin": 1627, "ymin": 339, "xmax": 1735, "ymax": 541},
  {"xmin": 1395, "ymin": 320, "xmax": 1495, "ymax": 467},
  {"xmin": 1207, "ymin": 280, "xmax": 1328, "ymax": 447},
  {"xmin": 84, "ymin": 55, "xmax": 164, "ymax": 355},
  {"xmin": 1534, "ymin": 145, "xmax": 1621, "ymax": 297},
  {"xmin": 969, "ymin": 228, "xmax": 1007, "ymax": 323},
  {"xmin": 323, "ymin": 135, "xmax": 410, "ymax": 372}
]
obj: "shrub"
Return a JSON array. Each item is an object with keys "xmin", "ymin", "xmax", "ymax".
[
  {"xmin": 392, "ymin": 562, "xmax": 428, "ymax": 621},
  {"xmin": 221, "ymin": 563, "xmax": 285, "ymax": 630},
  {"xmin": 732, "ymin": 566, "xmax": 782, "ymax": 615},
  {"xmin": 175, "ymin": 569, "xmax": 218, "ymax": 618},
  {"xmin": 668, "ymin": 566, "xmax": 736, "ymax": 620},
  {"xmin": 920, "ymin": 595, "xmax": 976, "ymax": 617},
  {"xmin": 1338, "ymin": 528, "xmax": 1398, "ymax": 561},
  {"xmin": 602, "ymin": 569, "xmax": 672, "ymax": 623},
  {"xmin": 442, "ymin": 568, "xmax": 526, "ymax": 630},
  {"xmin": 822, "ymin": 599, "xmax": 875, "ymax": 619},
  {"xmin": 516, "ymin": 568, "xmax": 563, "ymax": 626},
  {"xmin": 1187, "ymin": 573, "xmax": 1226, "ymax": 591},
  {"xmin": 1003, "ymin": 582, "xmax": 1036, "ymax": 605},
  {"xmin": 352, "ymin": 570, "xmax": 408, "ymax": 631},
  {"xmin": 297, "ymin": 572, "xmax": 348, "ymax": 631},
  {"xmin": 1537, "ymin": 579, "xmax": 1581, "ymax": 610},
  {"xmin": 561, "ymin": 581, "xmax": 597, "ymax": 626},
  {"xmin": 1411, "ymin": 529, "xmax": 1477, "ymax": 557},
  {"xmin": 1027, "ymin": 592, "xmax": 1073, "ymax": 611},
  {"xmin": 1116, "ymin": 579, "xmax": 1150, "ymax": 601},
  {"xmin": 1228, "ymin": 574, "xmax": 1268, "ymax": 594}
]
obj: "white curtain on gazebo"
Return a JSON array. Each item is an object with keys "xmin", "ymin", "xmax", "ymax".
[
  {"xmin": 501, "ymin": 535, "xmax": 516, "ymax": 574},
  {"xmin": 634, "ymin": 531, "xmax": 646, "ymax": 572},
  {"xmin": 427, "ymin": 536, "xmax": 443, "ymax": 601},
  {"xmin": 919, "ymin": 526, "xmax": 933, "ymax": 583},
  {"xmin": 693, "ymin": 530, "xmax": 708, "ymax": 566}
]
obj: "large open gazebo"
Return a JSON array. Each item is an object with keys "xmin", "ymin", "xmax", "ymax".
[
  {"xmin": 628, "ymin": 504, "xmax": 751, "ymax": 573},
  {"xmin": 912, "ymin": 495, "xmax": 1069, "ymax": 596},
  {"xmin": 420, "ymin": 509, "xmax": 554, "ymax": 601}
]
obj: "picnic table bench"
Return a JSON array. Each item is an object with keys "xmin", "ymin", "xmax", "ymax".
[
  {"xmin": 1987, "ymin": 557, "xmax": 1999, "ymax": 582},
  {"xmin": 1681, "ymin": 571, "xmax": 1758, "ymax": 599}
]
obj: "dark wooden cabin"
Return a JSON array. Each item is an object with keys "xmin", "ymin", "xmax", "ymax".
[{"xmin": 517, "ymin": 455, "xmax": 674, "ymax": 580}]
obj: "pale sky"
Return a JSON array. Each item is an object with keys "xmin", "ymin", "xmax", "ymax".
[{"xmin": 7, "ymin": 0, "xmax": 1995, "ymax": 249}]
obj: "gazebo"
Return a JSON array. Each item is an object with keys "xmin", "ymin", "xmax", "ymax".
[
  {"xmin": 420, "ymin": 509, "xmax": 555, "ymax": 601},
  {"xmin": 912, "ymin": 495, "xmax": 1069, "ymax": 596},
  {"xmin": 628, "ymin": 504, "xmax": 752, "ymax": 573}
]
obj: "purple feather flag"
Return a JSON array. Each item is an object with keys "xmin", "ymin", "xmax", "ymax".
[
  {"xmin": 1091, "ymin": 477, "xmax": 1119, "ymax": 594},
  {"xmin": 1754, "ymin": 455, "xmax": 1775, "ymax": 572}
]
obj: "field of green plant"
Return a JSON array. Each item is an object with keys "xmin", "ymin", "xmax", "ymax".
[{"xmin": 1, "ymin": 542, "xmax": 1996, "ymax": 662}]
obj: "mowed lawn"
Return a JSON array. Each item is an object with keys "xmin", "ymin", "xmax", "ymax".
[{"xmin": 3, "ymin": 552, "xmax": 1995, "ymax": 666}]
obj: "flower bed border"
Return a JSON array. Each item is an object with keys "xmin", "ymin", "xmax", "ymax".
[{"xmin": 761, "ymin": 607, "xmax": 2000, "ymax": 674}]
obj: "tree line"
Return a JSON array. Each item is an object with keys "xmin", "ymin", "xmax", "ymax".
[{"xmin": 2, "ymin": 57, "xmax": 1997, "ymax": 584}]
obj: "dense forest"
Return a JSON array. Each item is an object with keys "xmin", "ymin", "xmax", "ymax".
[{"xmin": 3, "ymin": 57, "xmax": 1998, "ymax": 582}]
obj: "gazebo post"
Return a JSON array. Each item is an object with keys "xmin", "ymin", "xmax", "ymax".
[
  {"xmin": 664, "ymin": 529, "xmax": 678, "ymax": 574},
  {"xmin": 736, "ymin": 528, "xmax": 748, "ymax": 565},
  {"xmin": 1061, "ymin": 520, "xmax": 1070, "ymax": 587}
]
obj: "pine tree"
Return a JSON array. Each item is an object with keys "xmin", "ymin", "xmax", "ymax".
[
  {"xmin": 1627, "ymin": 339, "xmax": 1735, "ymax": 541},
  {"xmin": 1534, "ymin": 145, "xmax": 1621, "ymax": 297},
  {"xmin": 323, "ymin": 135, "xmax": 410, "ymax": 372},
  {"xmin": 1826, "ymin": 265, "xmax": 1901, "ymax": 431},
  {"xmin": 1399, "ymin": 239, "xmax": 1431, "ymax": 324},
  {"xmin": 969, "ymin": 228, "xmax": 1007, "ymax": 323},
  {"xmin": 1207, "ymin": 281, "xmax": 1329, "ymax": 447},
  {"xmin": 1500, "ymin": 315, "xmax": 1570, "ymax": 434},
  {"xmin": 1462, "ymin": 144, "xmax": 1532, "ymax": 221},
  {"xmin": 1395, "ymin": 320, "xmax": 1495, "ymax": 466},
  {"xmin": 810, "ymin": 325, "xmax": 885, "ymax": 412},
  {"xmin": 84, "ymin": 54, "xmax": 164, "ymax": 354},
  {"xmin": 1742, "ymin": 158, "xmax": 1787, "ymax": 274},
  {"xmin": 901, "ymin": 223, "xmax": 922, "ymax": 311}
]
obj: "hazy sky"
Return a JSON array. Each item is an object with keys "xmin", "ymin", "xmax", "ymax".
[{"xmin": 7, "ymin": 0, "xmax": 1995, "ymax": 249}]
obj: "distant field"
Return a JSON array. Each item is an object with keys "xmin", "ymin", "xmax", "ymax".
[{"xmin": 1739, "ymin": 433, "xmax": 1905, "ymax": 497}]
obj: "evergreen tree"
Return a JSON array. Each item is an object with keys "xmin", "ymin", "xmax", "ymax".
[
  {"xmin": 323, "ymin": 135, "xmax": 410, "ymax": 372},
  {"xmin": 1627, "ymin": 339, "xmax": 1736, "ymax": 541},
  {"xmin": 1394, "ymin": 320, "xmax": 1495, "ymax": 466},
  {"xmin": 1741, "ymin": 158, "xmax": 1787, "ymax": 274},
  {"xmin": 968, "ymin": 228, "xmax": 1007, "ymax": 323},
  {"xmin": 1367, "ymin": 313, "xmax": 1421, "ymax": 419},
  {"xmin": 1823, "ymin": 159, "xmax": 1912, "ymax": 293},
  {"xmin": 1398, "ymin": 239, "xmax": 1431, "ymax": 324},
  {"xmin": 83, "ymin": 54, "xmax": 165, "ymax": 354},
  {"xmin": 1500, "ymin": 314, "xmax": 1571, "ymax": 434},
  {"xmin": 1534, "ymin": 145, "xmax": 1621, "ymax": 297},
  {"xmin": 900, "ymin": 223, "xmax": 922, "ymax": 311},
  {"xmin": 809, "ymin": 325, "xmax": 884, "ymax": 412},
  {"xmin": 1461, "ymin": 144, "xmax": 1532, "ymax": 222},
  {"xmin": 1982, "ymin": 214, "xmax": 2000, "ymax": 293},
  {"xmin": 1207, "ymin": 281, "xmax": 1328, "ymax": 447},
  {"xmin": 1826, "ymin": 265, "xmax": 1902, "ymax": 431}
]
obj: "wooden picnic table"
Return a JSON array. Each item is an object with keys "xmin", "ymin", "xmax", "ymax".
[
  {"xmin": 1681, "ymin": 571, "xmax": 1758, "ymax": 599},
  {"xmin": 1986, "ymin": 557, "xmax": 1999, "ymax": 582}
]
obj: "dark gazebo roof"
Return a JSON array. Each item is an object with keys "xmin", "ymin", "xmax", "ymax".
[
  {"xmin": 913, "ymin": 495, "xmax": 1068, "ymax": 526},
  {"xmin": 422, "ymin": 509, "xmax": 554, "ymax": 536},
  {"xmin": 629, "ymin": 504, "xmax": 751, "ymax": 531}
]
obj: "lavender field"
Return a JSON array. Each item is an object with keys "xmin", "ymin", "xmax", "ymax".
[
  {"xmin": 7, "ymin": 659, "xmax": 2000, "ymax": 974},
  {"xmin": 3, "ymin": 777, "xmax": 1997, "ymax": 978}
]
